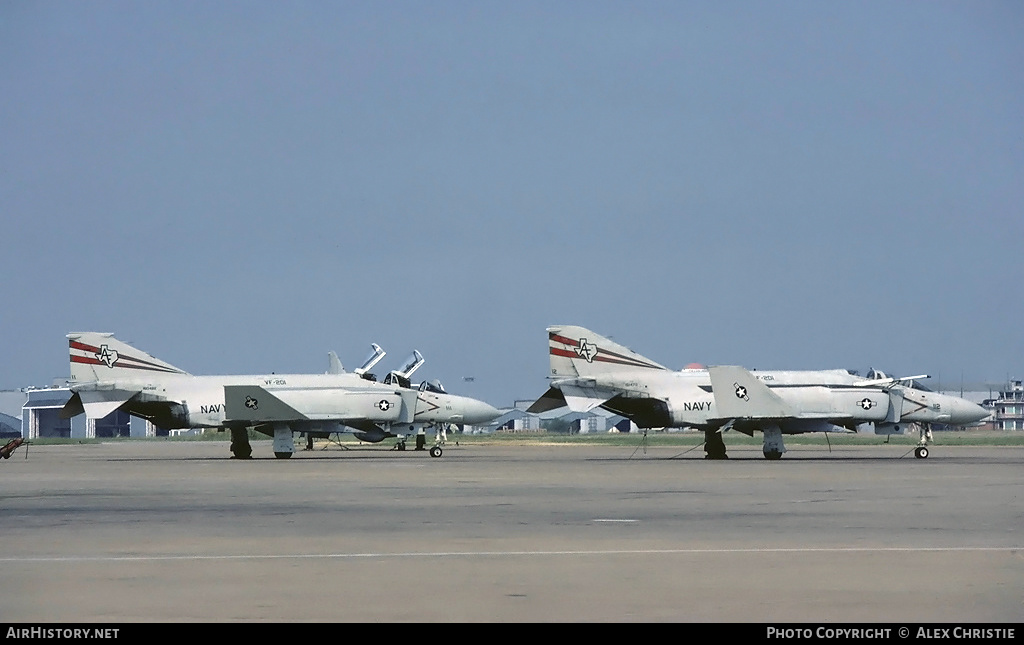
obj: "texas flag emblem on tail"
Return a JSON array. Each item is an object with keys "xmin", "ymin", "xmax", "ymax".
[{"xmin": 67, "ymin": 332, "xmax": 188, "ymax": 382}]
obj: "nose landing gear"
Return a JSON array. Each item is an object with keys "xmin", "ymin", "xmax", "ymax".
[{"xmin": 914, "ymin": 423, "xmax": 933, "ymax": 459}]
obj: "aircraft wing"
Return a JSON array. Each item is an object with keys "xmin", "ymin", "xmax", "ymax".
[
  {"xmin": 707, "ymin": 365, "xmax": 795, "ymax": 419},
  {"xmin": 223, "ymin": 385, "xmax": 404, "ymax": 424},
  {"xmin": 708, "ymin": 365, "xmax": 868, "ymax": 429}
]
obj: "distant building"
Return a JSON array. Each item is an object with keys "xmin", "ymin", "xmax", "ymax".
[
  {"xmin": 482, "ymin": 406, "xmax": 639, "ymax": 434},
  {"xmin": 20, "ymin": 387, "xmax": 157, "ymax": 439},
  {"xmin": 0, "ymin": 412, "xmax": 20, "ymax": 438},
  {"xmin": 986, "ymin": 380, "xmax": 1024, "ymax": 431},
  {"xmin": 0, "ymin": 390, "xmax": 27, "ymax": 419},
  {"xmin": 491, "ymin": 408, "xmax": 542, "ymax": 432}
]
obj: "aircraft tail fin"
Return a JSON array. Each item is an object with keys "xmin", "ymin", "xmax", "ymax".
[
  {"xmin": 708, "ymin": 365, "xmax": 794, "ymax": 419},
  {"xmin": 546, "ymin": 325, "xmax": 668, "ymax": 378},
  {"xmin": 67, "ymin": 332, "xmax": 189, "ymax": 383}
]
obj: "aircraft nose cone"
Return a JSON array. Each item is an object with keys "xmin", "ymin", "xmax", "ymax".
[
  {"xmin": 461, "ymin": 399, "xmax": 501, "ymax": 424},
  {"xmin": 951, "ymin": 399, "xmax": 989, "ymax": 425}
]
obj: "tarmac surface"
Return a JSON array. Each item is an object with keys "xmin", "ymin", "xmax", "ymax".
[{"xmin": 0, "ymin": 439, "xmax": 1021, "ymax": 623}]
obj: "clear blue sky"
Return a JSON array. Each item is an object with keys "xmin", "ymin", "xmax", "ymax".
[{"xmin": 2, "ymin": 2, "xmax": 1022, "ymax": 405}]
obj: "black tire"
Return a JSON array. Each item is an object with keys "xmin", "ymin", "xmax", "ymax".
[
  {"xmin": 763, "ymin": 450, "xmax": 783, "ymax": 460},
  {"xmin": 274, "ymin": 452, "xmax": 292, "ymax": 459},
  {"xmin": 429, "ymin": 446, "xmax": 443, "ymax": 458},
  {"xmin": 915, "ymin": 446, "xmax": 929, "ymax": 459}
]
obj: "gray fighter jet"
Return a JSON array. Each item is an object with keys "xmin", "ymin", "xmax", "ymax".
[
  {"xmin": 62, "ymin": 332, "xmax": 500, "ymax": 459},
  {"xmin": 318, "ymin": 346, "xmax": 472, "ymax": 451},
  {"xmin": 528, "ymin": 325, "xmax": 988, "ymax": 460}
]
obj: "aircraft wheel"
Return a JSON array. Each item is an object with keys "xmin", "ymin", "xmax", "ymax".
[
  {"xmin": 914, "ymin": 446, "xmax": 929, "ymax": 459},
  {"xmin": 763, "ymin": 450, "xmax": 783, "ymax": 461},
  {"xmin": 429, "ymin": 446, "xmax": 443, "ymax": 458},
  {"xmin": 274, "ymin": 452, "xmax": 293, "ymax": 459}
]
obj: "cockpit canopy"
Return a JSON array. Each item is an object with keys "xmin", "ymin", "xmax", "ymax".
[
  {"xmin": 418, "ymin": 379, "xmax": 446, "ymax": 394},
  {"xmin": 865, "ymin": 368, "xmax": 932, "ymax": 391},
  {"xmin": 381, "ymin": 350, "xmax": 425, "ymax": 389},
  {"xmin": 393, "ymin": 350, "xmax": 424, "ymax": 379},
  {"xmin": 383, "ymin": 372, "xmax": 411, "ymax": 388},
  {"xmin": 355, "ymin": 343, "xmax": 386, "ymax": 378}
]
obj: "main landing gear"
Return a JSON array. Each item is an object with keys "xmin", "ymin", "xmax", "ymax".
[
  {"xmin": 272, "ymin": 425, "xmax": 295, "ymax": 459},
  {"xmin": 229, "ymin": 427, "xmax": 253, "ymax": 460},
  {"xmin": 703, "ymin": 429, "xmax": 728, "ymax": 459},
  {"xmin": 230, "ymin": 425, "xmax": 294, "ymax": 459},
  {"xmin": 762, "ymin": 426, "xmax": 786, "ymax": 460},
  {"xmin": 704, "ymin": 426, "xmax": 789, "ymax": 460}
]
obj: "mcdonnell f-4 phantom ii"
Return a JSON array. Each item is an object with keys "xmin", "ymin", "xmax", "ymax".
[
  {"xmin": 528, "ymin": 325, "xmax": 989, "ymax": 460},
  {"xmin": 62, "ymin": 332, "xmax": 501, "ymax": 459},
  {"xmin": 319, "ymin": 345, "xmax": 477, "ymax": 451}
]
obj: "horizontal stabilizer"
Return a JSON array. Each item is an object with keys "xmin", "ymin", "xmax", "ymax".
[
  {"xmin": 66, "ymin": 388, "xmax": 139, "ymax": 420},
  {"xmin": 81, "ymin": 397, "xmax": 130, "ymax": 420},
  {"xmin": 527, "ymin": 387, "xmax": 567, "ymax": 413},
  {"xmin": 559, "ymin": 384, "xmax": 613, "ymax": 413},
  {"xmin": 708, "ymin": 365, "xmax": 794, "ymax": 419},
  {"xmin": 59, "ymin": 392, "xmax": 85, "ymax": 420}
]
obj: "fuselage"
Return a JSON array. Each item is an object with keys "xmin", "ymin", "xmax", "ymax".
[
  {"xmin": 553, "ymin": 368, "xmax": 988, "ymax": 431},
  {"xmin": 71, "ymin": 372, "xmax": 500, "ymax": 430}
]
